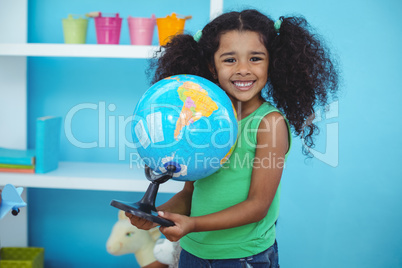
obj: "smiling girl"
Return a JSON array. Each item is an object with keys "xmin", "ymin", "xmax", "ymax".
[{"xmin": 127, "ymin": 9, "xmax": 339, "ymax": 267}]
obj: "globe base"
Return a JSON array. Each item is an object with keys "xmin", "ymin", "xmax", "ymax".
[
  {"xmin": 110, "ymin": 199, "xmax": 174, "ymax": 227},
  {"xmin": 110, "ymin": 165, "xmax": 176, "ymax": 227}
]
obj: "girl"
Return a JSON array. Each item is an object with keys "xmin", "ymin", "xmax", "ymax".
[{"xmin": 127, "ymin": 9, "xmax": 339, "ymax": 267}]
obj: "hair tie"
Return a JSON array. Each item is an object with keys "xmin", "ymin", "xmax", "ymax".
[
  {"xmin": 193, "ymin": 30, "xmax": 202, "ymax": 42},
  {"xmin": 274, "ymin": 17, "xmax": 284, "ymax": 33}
]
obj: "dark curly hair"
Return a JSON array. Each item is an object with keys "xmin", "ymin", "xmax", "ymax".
[{"xmin": 150, "ymin": 9, "xmax": 339, "ymax": 155}]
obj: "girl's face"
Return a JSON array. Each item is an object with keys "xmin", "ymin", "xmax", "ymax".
[{"xmin": 213, "ymin": 30, "xmax": 269, "ymax": 109}]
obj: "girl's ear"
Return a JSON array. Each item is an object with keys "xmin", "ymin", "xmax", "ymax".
[{"xmin": 208, "ymin": 64, "xmax": 218, "ymax": 79}]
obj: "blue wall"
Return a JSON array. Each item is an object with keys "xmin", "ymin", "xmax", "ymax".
[{"xmin": 26, "ymin": 0, "xmax": 402, "ymax": 267}]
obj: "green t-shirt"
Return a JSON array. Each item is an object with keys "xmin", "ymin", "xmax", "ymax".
[{"xmin": 180, "ymin": 102, "xmax": 292, "ymax": 259}]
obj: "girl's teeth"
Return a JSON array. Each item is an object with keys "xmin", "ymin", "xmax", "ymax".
[{"xmin": 235, "ymin": 81, "xmax": 253, "ymax": 87}]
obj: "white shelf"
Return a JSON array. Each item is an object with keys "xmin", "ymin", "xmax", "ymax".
[
  {"xmin": 0, "ymin": 161, "xmax": 183, "ymax": 193},
  {"xmin": 0, "ymin": 43, "xmax": 160, "ymax": 58}
]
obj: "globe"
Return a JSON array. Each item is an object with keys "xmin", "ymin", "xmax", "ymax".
[{"xmin": 132, "ymin": 74, "xmax": 238, "ymax": 182}]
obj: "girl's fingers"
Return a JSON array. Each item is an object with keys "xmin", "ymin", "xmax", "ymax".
[{"xmin": 125, "ymin": 212, "xmax": 156, "ymax": 230}]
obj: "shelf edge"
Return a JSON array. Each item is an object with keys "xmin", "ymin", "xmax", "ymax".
[{"xmin": 0, "ymin": 43, "xmax": 160, "ymax": 58}]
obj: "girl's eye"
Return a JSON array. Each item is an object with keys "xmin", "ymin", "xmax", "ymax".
[
  {"xmin": 250, "ymin": 57, "xmax": 262, "ymax": 62},
  {"xmin": 223, "ymin": 58, "xmax": 236, "ymax": 63}
]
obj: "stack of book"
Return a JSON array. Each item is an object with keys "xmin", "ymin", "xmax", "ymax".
[
  {"xmin": 0, "ymin": 148, "xmax": 36, "ymax": 173},
  {"xmin": 0, "ymin": 116, "xmax": 62, "ymax": 174}
]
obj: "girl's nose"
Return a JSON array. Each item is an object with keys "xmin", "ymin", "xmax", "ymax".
[{"xmin": 236, "ymin": 61, "xmax": 251, "ymax": 76}]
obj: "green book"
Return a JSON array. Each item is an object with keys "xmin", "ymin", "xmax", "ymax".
[{"xmin": 0, "ymin": 163, "xmax": 35, "ymax": 169}]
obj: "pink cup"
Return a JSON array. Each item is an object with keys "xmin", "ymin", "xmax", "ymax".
[
  {"xmin": 94, "ymin": 13, "xmax": 122, "ymax": 44},
  {"xmin": 128, "ymin": 15, "xmax": 156, "ymax": 45}
]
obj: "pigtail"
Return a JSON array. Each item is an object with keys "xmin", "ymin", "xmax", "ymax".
[
  {"xmin": 268, "ymin": 16, "xmax": 339, "ymax": 155},
  {"xmin": 150, "ymin": 34, "xmax": 212, "ymax": 84}
]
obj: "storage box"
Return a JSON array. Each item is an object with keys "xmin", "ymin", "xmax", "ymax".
[{"xmin": 0, "ymin": 247, "xmax": 44, "ymax": 268}]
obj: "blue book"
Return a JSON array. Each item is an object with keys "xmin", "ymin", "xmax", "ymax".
[
  {"xmin": 35, "ymin": 116, "xmax": 62, "ymax": 173},
  {"xmin": 0, "ymin": 147, "xmax": 35, "ymax": 165}
]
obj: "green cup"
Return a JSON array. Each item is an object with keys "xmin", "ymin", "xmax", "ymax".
[{"xmin": 62, "ymin": 14, "xmax": 88, "ymax": 44}]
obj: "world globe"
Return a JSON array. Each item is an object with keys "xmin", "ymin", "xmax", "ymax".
[{"xmin": 132, "ymin": 74, "xmax": 238, "ymax": 182}]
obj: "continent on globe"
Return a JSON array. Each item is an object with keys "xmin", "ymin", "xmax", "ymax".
[{"xmin": 174, "ymin": 81, "xmax": 219, "ymax": 140}]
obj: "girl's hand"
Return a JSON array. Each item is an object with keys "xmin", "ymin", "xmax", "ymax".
[
  {"xmin": 158, "ymin": 211, "xmax": 195, "ymax": 242},
  {"xmin": 125, "ymin": 212, "xmax": 158, "ymax": 230}
]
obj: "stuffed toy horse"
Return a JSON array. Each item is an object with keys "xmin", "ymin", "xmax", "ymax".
[{"xmin": 106, "ymin": 210, "xmax": 168, "ymax": 268}]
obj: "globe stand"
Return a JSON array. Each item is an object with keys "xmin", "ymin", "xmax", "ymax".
[{"xmin": 110, "ymin": 165, "xmax": 176, "ymax": 227}]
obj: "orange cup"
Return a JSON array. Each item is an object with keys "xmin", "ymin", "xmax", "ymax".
[{"xmin": 156, "ymin": 13, "xmax": 191, "ymax": 46}]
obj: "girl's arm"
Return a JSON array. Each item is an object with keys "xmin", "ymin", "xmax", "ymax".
[
  {"xmin": 125, "ymin": 181, "xmax": 194, "ymax": 230},
  {"xmin": 159, "ymin": 112, "xmax": 289, "ymax": 241},
  {"xmin": 157, "ymin": 181, "xmax": 194, "ymax": 215}
]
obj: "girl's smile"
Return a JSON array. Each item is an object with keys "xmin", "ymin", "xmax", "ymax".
[
  {"xmin": 213, "ymin": 30, "xmax": 269, "ymax": 118},
  {"xmin": 232, "ymin": 80, "xmax": 255, "ymax": 91}
]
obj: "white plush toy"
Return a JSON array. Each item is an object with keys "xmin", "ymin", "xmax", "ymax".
[
  {"xmin": 153, "ymin": 239, "xmax": 181, "ymax": 268},
  {"xmin": 106, "ymin": 210, "xmax": 165, "ymax": 267}
]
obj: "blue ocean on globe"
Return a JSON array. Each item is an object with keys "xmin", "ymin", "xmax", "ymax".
[{"xmin": 131, "ymin": 74, "xmax": 238, "ymax": 181}]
